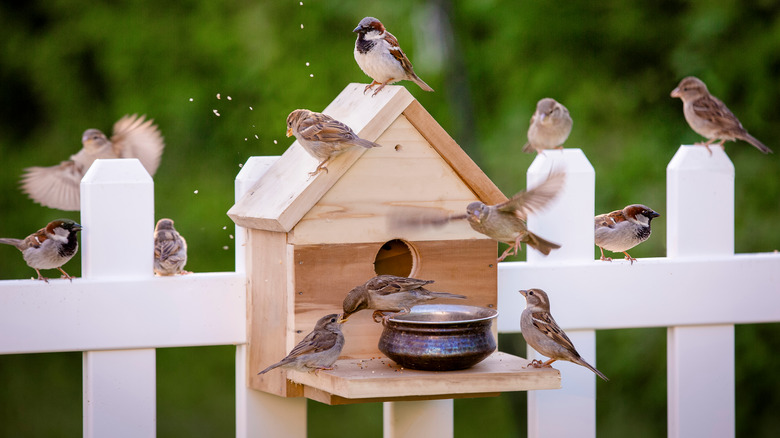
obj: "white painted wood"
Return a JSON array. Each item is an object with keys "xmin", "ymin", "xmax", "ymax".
[
  {"xmin": 0, "ymin": 273, "xmax": 245, "ymax": 354},
  {"xmin": 522, "ymin": 149, "xmax": 597, "ymax": 438},
  {"xmin": 527, "ymin": 330, "xmax": 597, "ymax": 438},
  {"xmin": 81, "ymin": 159, "xmax": 154, "ymax": 279},
  {"xmin": 83, "ymin": 349, "xmax": 156, "ymax": 438},
  {"xmin": 233, "ymin": 156, "xmax": 307, "ymax": 438},
  {"xmin": 667, "ymin": 145, "xmax": 735, "ymax": 438},
  {"xmin": 383, "ymin": 400, "xmax": 453, "ymax": 438}
]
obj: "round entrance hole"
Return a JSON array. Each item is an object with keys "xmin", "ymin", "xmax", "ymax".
[{"xmin": 374, "ymin": 239, "xmax": 418, "ymax": 277}]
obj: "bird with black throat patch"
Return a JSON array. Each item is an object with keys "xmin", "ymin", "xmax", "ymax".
[
  {"xmin": 353, "ymin": 16, "xmax": 434, "ymax": 96},
  {"xmin": 594, "ymin": 204, "xmax": 659, "ymax": 264},
  {"xmin": 0, "ymin": 219, "xmax": 82, "ymax": 282}
]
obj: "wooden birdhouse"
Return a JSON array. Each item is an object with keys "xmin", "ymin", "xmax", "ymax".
[{"xmin": 228, "ymin": 84, "xmax": 560, "ymax": 404}]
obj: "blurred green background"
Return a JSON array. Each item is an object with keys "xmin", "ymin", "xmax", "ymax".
[{"xmin": 1, "ymin": 0, "xmax": 779, "ymax": 436}]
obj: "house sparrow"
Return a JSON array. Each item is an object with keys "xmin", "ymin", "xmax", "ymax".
[
  {"xmin": 286, "ymin": 109, "xmax": 381, "ymax": 175},
  {"xmin": 21, "ymin": 114, "xmax": 166, "ymax": 210},
  {"xmin": 671, "ymin": 76, "xmax": 772, "ymax": 154},
  {"xmin": 353, "ymin": 16, "xmax": 434, "ymax": 96},
  {"xmin": 153, "ymin": 218, "xmax": 189, "ymax": 276},
  {"xmin": 257, "ymin": 313, "xmax": 345, "ymax": 375},
  {"xmin": 341, "ymin": 275, "xmax": 467, "ymax": 323},
  {"xmin": 594, "ymin": 204, "xmax": 659, "ymax": 264},
  {"xmin": 520, "ymin": 289, "xmax": 608, "ymax": 381},
  {"xmin": 523, "ymin": 98, "xmax": 573, "ymax": 154},
  {"xmin": 0, "ymin": 219, "xmax": 82, "ymax": 282}
]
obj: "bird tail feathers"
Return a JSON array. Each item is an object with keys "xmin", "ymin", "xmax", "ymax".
[
  {"xmin": 576, "ymin": 357, "xmax": 609, "ymax": 382},
  {"xmin": 522, "ymin": 142, "xmax": 536, "ymax": 154},
  {"xmin": 0, "ymin": 238, "xmax": 23, "ymax": 248},
  {"xmin": 354, "ymin": 138, "xmax": 382, "ymax": 149},
  {"xmin": 524, "ymin": 232, "xmax": 561, "ymax": 256},
  {"xmin": 412, "ymin": 75, "xmax": 434, "ymax": 92},
  {"xmin": 741, "ymin": 133, "xmax": 773, "ymax": 154}
]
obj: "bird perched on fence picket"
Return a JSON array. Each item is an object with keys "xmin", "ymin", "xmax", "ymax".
[
  {"xmin": 671, "ymin": 76, "xmax": 772, "ymax": 154},
  {"xmin": 257, "ymin": 314, "xmax": 345, "ymax": 375},
  {"xmin": 519, "ymin": 289, "xmax": 608, "ymax": 381},
  {"xmin": 594, "ymin": 204, "xmax": 659, "ymax": 264},
  {"xmin": 21, "ymin": 114, "xmax": 165, "ymax": 211},
  {"xmin": 0, "ymin": 219, "xmax": 82, "ymax": 282},
  {"xmin": 523, "ymin": 98, "xmax": 573, "ymax": 154},
  {"xmin": 286, "ymin": 109, "xmax": 381, "ymax": 176},
  {"xmin": 341, "ymin": 275, "xmax": 467, "ymax": 323},
  {"xmin": 153, "ymin": 218, "xmax": 189, "ymax": 276},
  {"xmin": 353, "ymin": 16, "xmax": 434, "ymax": 96}
]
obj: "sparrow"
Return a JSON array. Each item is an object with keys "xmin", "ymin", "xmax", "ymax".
[
  {"xmin": 520, "ymin": 289, "xmax": 608, "ymax": 381},
  {"xmin": 594, "ymin": 204, "xmax": 659, "ymax": 264},
  {"xmin": 257, "ymin": 313, "xmax": 345, "ymax": 375},
  {"xmin": 153, "ymin": 218, "xmax": 189, "ymax": 276},
  {"xmin": 0, "ymin": 219, "xmax": 83, "ymax": 282},
  {"xmin": 21, "ymin": 114, "xmax": 166, "ymax": 210},
  {"xmin": 353, "ymin": 16, "xmax": 434, "ymax": 96},
  {"xmin": 671, "ymin": 76, "xmax": 772, "ymax": 154},
  {"xmin": 523, "ymin": 98, "xmax": 573, "ymax": 154},
  {"xmin": 286, "ymin": 109, "xmax": 381, "ymax": 175},
  {"xmin": 341, "ymin": 275, "xmax": 467, "ymax": 323}
]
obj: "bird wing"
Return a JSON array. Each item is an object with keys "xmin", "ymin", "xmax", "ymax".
[
  {"xmin": 387, "ymin": 208, "xmax": 467, "ymax": 231},
  {"xmin": 386, "ymin": 36, "xmax": 416, "ymax": 75},
  {"xmin": 287, "ymin": 329, "xmax": 340, "ymax": 357},
  {"xmin": 112, "ymin": 114, "xmax": 165, "ymax": 176},
  {"xmin": 496, "ymin": 171, "xmax": 566, "ymax": 217},
  {"xmin": 595, "ymin": 210, "xmax": 626, "ymax": 228},
  {"xmin": 531, "ymin": 311, "xmax": 577, "ymax": 353},
  {"xmin": 155, "ymin": 237, "xmax": 181, "ymax": 261},
  {"xmin": 20, "ymin": 160, "xmax": 84, "ymax": 211},
  {"xmin": 370, "ymin": 275, "xmax": 433, "ymax": 296},
  {"xmin": 692, "ymin": 95, "xmax": 742, "ymax": 131}
]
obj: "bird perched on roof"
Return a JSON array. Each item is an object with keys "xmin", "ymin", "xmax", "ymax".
[
  {"xmin": 523, "ymin": 98, "xmax": 573, "ymax": 154},
  {"xmin": 594, "ymin": 204, "xmax": 659, "ymax": 264},
  {"xmin": 0, "ymin": 219, "xmax": 82, "ymax": 282},
  {"xmin": 353, "ymin": 16, "xmax": 434, "ymax": 96},
  {"xmin": 257, "ymin": 313, "xmax": 345, "ymax": 375},
  {"xmin": 21, "ymin": 114, "xmax": 165, "ymax": 210},
  {"xmin": 286, "ymin": 109, "xmax": 381, "ymax": 176},
  {"xmin": 153, "ymin": 218, "xmax": 189, "ymax": 276},
  {"xmin": 341, "ymin": 275, "xmax": 467, "ymax": 323},
  {"xmin": 520, "ymin": 288, "xmax": 608, "ymax": 381},
  {"xmin": 671, "ymin": 76, "xmax": 772, "ymax": 154}
]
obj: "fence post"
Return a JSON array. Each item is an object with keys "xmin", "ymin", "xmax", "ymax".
[
  {"xmin": 666, "ymin": 145, "xmax": 735, "ymax": 438},
  {"xmin": 383, "ymin": 399, "xmax": 454, "ymax": 438},
  {"xmin": 80, "ymin": 159, "xmax": 156, "ymax": 438},
  {"xmin": 233, "ymin": 157, "xmax": 307, "ymax": 438},
  {"xmin": 525, "ymin": 149, "xmax": 597, "ymax": 438}
]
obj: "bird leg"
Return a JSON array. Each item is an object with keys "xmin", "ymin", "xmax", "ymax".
[
  {"xmin": 372, "ymin": 310, "xmax": 388, "ymax": 323},
  {"xmin": 598, "ymin": 247, "xmax": 612, "ymax": 262},
  {"xmin": 497, "ymin": 239, "xmax": 522, "ymax": 262},
  {"xmin": 526, "ymin": 358, "xmax": 557, "ymax": 369},
  {"xmin": 363, "ymin": 81, "xmax": 381, "ymax": 94},
  {"xmin": 57, "ymin": 267, "xmax": 74, "ymax": 282},
  {"xmin": 371, "ymin": 80, "xmax": 392, "ymax": 96},
  {"xmin": 34, "ymin": 269, "xmax": 49, "ymax": 283},
  {"xmin": 623, "ymin": 251, "xmax": 637, "ymax": 265},
  {"xmin": 312, "ymin": 366, "xmax": 335, "ymax": 376},
  {"xmin": 308, "ymin": 159, "xmax": 330, "ymax": 177}
]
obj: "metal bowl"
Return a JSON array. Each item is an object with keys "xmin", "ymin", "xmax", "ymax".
[{"xmin": 378, "ymin": 304, "xmax": 498, "ymax": 371}]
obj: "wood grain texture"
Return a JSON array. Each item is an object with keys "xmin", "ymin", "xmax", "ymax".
[
  {"xmin": 403, "ymin": 100, "xmax": 507, "ymax": 206},
  {"xmin": 293, "ymin": 239, "xmax": 498, "ymax": 359},
  {"xmin": 228, "ymin": 84, "xmax": 415, "ymax": 232},
  {"xmin": 289, "ymin": 352, "xmax": 561, "ymax": 403}
]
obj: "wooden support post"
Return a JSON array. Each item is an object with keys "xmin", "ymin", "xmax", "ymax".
[
  {"xmin": 383, "ymin": 400, "xmax": 454, "ymax": 438},
  {"xmin": 80, "ymin": 159, "xmax": 156, "ymax": 438},
  {"xmin": 666, "ymin": 145, "xmax": 735, "ymax": 438},
  {"xmin": 525, "ymin": 149, "xmax": 597, "ymax": 438}
]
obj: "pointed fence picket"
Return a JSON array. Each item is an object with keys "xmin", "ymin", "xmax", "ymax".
[{"xmin": 0, "ymin": 147, "xmax": 778, "ymax": 438}]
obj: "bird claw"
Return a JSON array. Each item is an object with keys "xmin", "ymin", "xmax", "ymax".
[
  {"xmin": 623, "ymin": 252, "xmax": 637, "ymax": 265},
  {"xmin": 372, "ymin": 311, "xmax": 387, "ymax": 324},
  {"xmin": 600, "ymin": 256, "xmax": 613, "ymax": 262},
  {"xmin": 526, "ymin": 359, "xmax": 545, "ymax": 369}
]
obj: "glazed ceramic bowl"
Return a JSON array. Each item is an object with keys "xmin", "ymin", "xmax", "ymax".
[{"xmin": 378, "ymin": 304, "xmax": 498, "ymax": 371}]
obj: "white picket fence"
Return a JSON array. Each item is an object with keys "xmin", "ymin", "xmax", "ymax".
[{"xmin": 1, "ymin": 146, "xmax": 778, "ymax": 438}]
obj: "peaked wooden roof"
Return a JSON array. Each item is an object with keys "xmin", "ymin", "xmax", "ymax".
[{"xmin": 228, "ymin": 83, "xmax": 506, "ymax": 232}]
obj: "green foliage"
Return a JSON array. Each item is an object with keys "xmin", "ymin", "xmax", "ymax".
[{"xmin": 1, "ymin": 0, "xmax": 779, "ymax": 436}]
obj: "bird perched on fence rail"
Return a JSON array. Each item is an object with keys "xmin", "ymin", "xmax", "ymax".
[
  {"xmin": 0, "ymin": 219, "xmax": 82, "ymax": 282},
  {"xmin": 341, "ymin": 275, "xmax": 467, "ymax": 323},
  {"xmin": 523, "ymin": 98, "xmax": 573, "ymax": 154},
  {"xmin": 353, "ymin": 16, "xmax": 434, "ymax": 96},
  {"xmin": 153, "ymin": 218, "xmax": 189, "ymax": 276},
  {"xmin": 594, "ymin": 204, "xmax": 659, "ymax": 264},
  {"xmin": 671, "ymin": 76, "xmax": 772, "ymax": 154},
  {"xmin": 257, "ymin": 313, "xmax": 345, "ymax": 375},
  {"xmin": 286, "ymin": 109, "xmax": 381, "ymax": 176},
  {"xmin": 21, "ymin": 114, "xmax": 165, "ymax": 210},
  {"xmin": 520, "ymin": 288, "xmax": 608, "ymax": 381}
]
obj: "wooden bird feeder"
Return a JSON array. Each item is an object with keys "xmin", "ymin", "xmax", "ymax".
[{"xmin": 228, "ymin": 84, "xmax": 560, "ymax": 404}]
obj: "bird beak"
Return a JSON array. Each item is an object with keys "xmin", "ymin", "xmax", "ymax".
[
  {"xmin": 337, "ymin": 314, "xmax": 349, "ymax": 323},
  {"xmin": 649, "ymin": 211, "xmax": 660, "ymax": 218},
  {"xmin": 539, "ymin": 113, "xmax": 547, "ymax": 122},
  {"xmin": 353, "ymin": 26, "xmax": 361, "ymax": 33},
  {"xmin": 286, "ymin": 127, "xmax": 293, "ymax": 137},
  {"xmin": 74, "ymin": 224, "xmax": 83, "ymax": 231},
  {"xmin": 670, "ymin": 87, "xmax": 681, "ymax": 98},
  {"xmin": 519, "ymin": 290, "xmax": 528, "ymax": 298}
]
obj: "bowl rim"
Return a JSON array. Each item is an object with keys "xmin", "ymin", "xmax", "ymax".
[{"xmin": 385, "ymin": 304, "xmax": 498, "ymax": 325}]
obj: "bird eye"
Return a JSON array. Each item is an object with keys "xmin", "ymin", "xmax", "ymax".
[
  {"xmin": 330, "ymin": 318, "xmax": 336, "ymax": 323},
  {"xmin": 528, "ymin": 291, "xmax": 534, "ymax": 295}
]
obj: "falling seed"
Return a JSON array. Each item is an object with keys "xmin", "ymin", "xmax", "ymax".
[
  {"xmin": 223, "ymin": 246, "xmax": 229, "ymax": 250},
  {"xmin": 300, "ymin": 24, "xmax": 304, "ymax": 29},
  {"xmin": 309, "ymin": 74, "xmax": 314, "ymax": 78},
  {"xmin": 305, "ymin": 62, "xmax": 310, "ymax": 66},
  {"xmin": 244, "ymin": 138, "xmax": 248, "ymax": 141},
  {"xmin": 227, "ymin": 96, "xmax": 232, "ymax": 100},
  {"xmin": 299, "ymin": 1, "xmax": 303, "ymax": 5},
  {"xmin": 213, "ymin": 109, "xmax": 220, "ymax": 116},
  {"xmin": 222, "ymin": 226, "xmax": 227, "ymax": 230},
  {"xmin": 194, "ymin": 190, "xmax": 199, "ymax": 194},
  {"xmin": 216, "ymin": 93, "xmax": 221, "ymax": 99},
  {"xmin": 189, "ymin": 98, "xmax": 194, "ymax": 102},
  {"xmin": 254, "ymin": 134, "xmax": 259, "ymax": 139},
  {"xmin": 249, "ymin": 106, "xmax": 253, "ymax": 110},
  {"xmin": 273, "ymin": 140, "xmax": 278, "ymax": 144},
  {"xmin": 239, "ymin": 163, "xmax": 243, "ymax": 168},
  {"xmin": 229, "ymin": 235, "xmax": 234, "ymax": 239}
]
